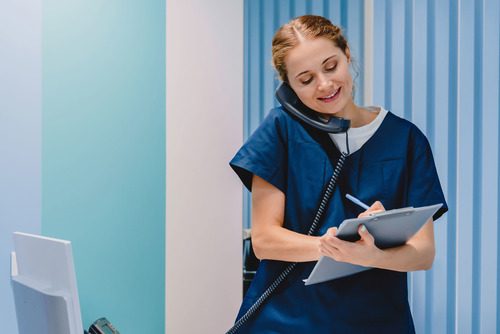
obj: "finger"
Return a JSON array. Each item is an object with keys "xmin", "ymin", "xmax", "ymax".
[
  {"xmin": 371, "ymin": 201, "xmax": 385, "ymax": 211},
  {"xmin": 358, "ymin": 211, "xmax": 370, "ymax": 218},
  {"xmin": 319, "ymin": 243, "xmax": 343, "ymax": 260},
  {"xmin": 319, "ymin": 234, "xmax": 338, "ymax": 247},
  {"xmin": 319, "ymin": 242, "xmax": 339, "ymax": 254},
  {"xmin": 327, "ymin": 227, "xmax": 338, "ymax": 237},
  {"xmin": 356, "ymin": 201, "xmax": 383, "ymax": 218},
  {"xmin": 358, "ymin": 225, "xmax": 375, "ymax": 243},
  {"xmin": 320, "ymin": 235, "xmax": 347, "ymax": 253}
]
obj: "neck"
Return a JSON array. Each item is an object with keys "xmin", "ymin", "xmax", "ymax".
[{"xmin": 335, "ymin": 100, "xmax": 368, "ymax": 128}]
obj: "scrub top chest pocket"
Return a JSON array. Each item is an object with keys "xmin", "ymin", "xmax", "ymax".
[{"xmin": 340, "ymin": 155, "xmax": 407, "ymax": 212}]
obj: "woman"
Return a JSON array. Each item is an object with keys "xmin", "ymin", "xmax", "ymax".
[{"xmin": 229, "ymin": 15, "xmax": 447, "ymax": 333}]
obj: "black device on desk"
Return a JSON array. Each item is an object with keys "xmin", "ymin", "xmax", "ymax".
[{"xmin": 86, "ymin": 317, "xmax": 120, "ymax": 334}]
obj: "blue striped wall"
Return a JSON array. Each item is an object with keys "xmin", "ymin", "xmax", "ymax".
[
  {"xmin": 371, "ymin": 0, "xmax": 499, "ymax": 332},
  {"xmin": 245, "ymin": 0, "xmax": 500, "ymax": 332}
]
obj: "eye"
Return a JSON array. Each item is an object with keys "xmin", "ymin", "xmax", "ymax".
[
  {"xmin": 325, "ymin": 62, "xmax": 337, "ymax": 72},
  {"xmin": 300, "ymin": 76, "xmax": 313, "ymax": 85}
]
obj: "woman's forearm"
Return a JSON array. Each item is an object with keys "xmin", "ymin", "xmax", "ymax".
[
  {"xmin": 369, "ymin": 240, "xmax": 435, "ymax": 272},
  {"xmin": 252, "ymin": 225, "xmax": 321, "ymax": 262},
  {"xmin": 251, "ymin": 174, "xmax": 322, "ymax": 262},
  {"xmin": 369, "ymin": 221, "xmax": 435, "ymax": 271}
]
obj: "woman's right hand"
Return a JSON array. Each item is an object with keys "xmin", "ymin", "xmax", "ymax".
[{"xmin": 357, "ymin": 201, "xmax": 385, "ymax": 218}]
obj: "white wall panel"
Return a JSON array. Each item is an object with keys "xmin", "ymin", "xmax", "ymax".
[{"xmin": 166, "ymin": 0, "xmax": 243, "ymax": 332}]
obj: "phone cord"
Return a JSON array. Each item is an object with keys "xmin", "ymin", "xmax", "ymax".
[{"xmin": 225, "ymin": 152, "xmax": 348, "ymax": 334}]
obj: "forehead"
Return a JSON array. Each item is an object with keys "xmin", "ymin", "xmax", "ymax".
[{"xmin": 285, "ymin": 37, "xmax": 342, "ymax": 76}]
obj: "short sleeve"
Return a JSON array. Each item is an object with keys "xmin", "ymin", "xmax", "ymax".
[
  {"xmin": 229, "ymin": 108, "xmax": 288, "ymax": 193},
  {"xmin": 406, "ymin": 127, "xmax": 448, "ymax": 221}
]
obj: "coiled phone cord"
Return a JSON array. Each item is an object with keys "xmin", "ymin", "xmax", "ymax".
[{"xmin": 226, "ymin": 151, "xmax": 348, "ymax": 334}]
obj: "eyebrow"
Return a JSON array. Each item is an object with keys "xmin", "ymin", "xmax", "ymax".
[{"xmin": 294, "ymin": 54, "xmax": 338, "ymax": 78}]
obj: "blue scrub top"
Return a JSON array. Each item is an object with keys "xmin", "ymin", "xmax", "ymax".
[{"xmin": 230, "ymin": 107, "xmax": 448, "ymax": 334}]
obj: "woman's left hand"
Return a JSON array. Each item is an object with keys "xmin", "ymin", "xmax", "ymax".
[
  {"xmin": 319, "ymin": 225, "xmax": 383, "ymax": 267},
  {"xmin": 319, "ymin": 200, "xmax": 386, "ymax": 266}
]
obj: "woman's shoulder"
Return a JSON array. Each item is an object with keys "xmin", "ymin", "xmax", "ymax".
[
  {"xmin": 250, "ymin": 106, "xmax": 307, "ymax": 141},
  {"xmin": 384, "ymin": 110, "xmax": 428, "ymax": 138},
  {"xmin": 261, "ymin": 106, "xmax": 296, "ymax": 128},
  {"xmin": 383, "ymin": 110, "xmax": 432, "ymax": 151}
]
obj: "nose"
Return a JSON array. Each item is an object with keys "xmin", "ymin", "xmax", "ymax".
[{"xmin": 317, "ymin": 74, "xmax": 332, "ymax": 91}]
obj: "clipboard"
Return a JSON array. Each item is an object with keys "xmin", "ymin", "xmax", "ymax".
[{"xmin": 304, "ymin": 203, "xmax": 443, "ymax": 286}]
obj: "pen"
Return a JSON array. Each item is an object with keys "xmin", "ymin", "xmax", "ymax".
[{"xmin": 345, "ymin": 194, "xmax": 370, "ymax": 210}]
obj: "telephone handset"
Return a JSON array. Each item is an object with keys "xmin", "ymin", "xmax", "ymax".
[{"xmin": 275, "ymin": 82, "xmax": 350, "ymax": 133}]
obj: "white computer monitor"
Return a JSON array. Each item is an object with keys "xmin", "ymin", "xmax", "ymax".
[{"xmin": 10, "ymin": 232, "xmax": 84, "ymax": 334}]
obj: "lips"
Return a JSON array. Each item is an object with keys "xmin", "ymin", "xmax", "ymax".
[{"xmin": 318, "ymin": 87, "xmax": 341, "ymax": 102}]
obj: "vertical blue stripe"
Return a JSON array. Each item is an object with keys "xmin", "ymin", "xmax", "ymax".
[
  {"xmin": 248, "ymin": 0, "xmax": 261, "ymax": 136},
  {"xmin": 273, "ymin": 0, "xmax": 281, "ymax": 108},
  {"xmin": 431, "ymin": 2, "xmax": 450, "ymax": 333},
  {"xmin": 360, "ymin": 1, "xmax": 364, "ymax": 105},
  {"xmin": 427, "ymin": 0, "xmax": 435, "ymax": 147},
  {"xmin": 310, "ymin": 0, "xmax": 324, "ymax": 15},
  {"xmin": 425, "ymin": 0, "xmax": 435, "ymax": 331},
  {"xmin": 498, "ymin": 6, "xmax": 500, "ymax": 327},
  {"xmin": 323, "ymin": 0, "xmax": 330, "ymax": 18},
  {"xmin": 305, "ymin": 0, "xmax": 312, "ymax": 14},
  {"xmin": 385, "ymin": 1, "xmax": 392, "ymax": 109},
  {"xmin": 243, "ymin": 0, "xmax": 251, "ymax": 229},
  {"xmin": 244, "ymin": 0, "xmax": 250, "ymax": 140},
  {"xmin": 258, "ymin": 0, "xmax": 265, "ymax": 121},
  {"xmin": 263, "ymin": 0, "xmax": 276, "ymax": 116},
  {"xmin": 294, "ymin": 0, "xmax": 307, "ymax": 16},
  {"xmin": 498, "ymin": 2, "xmax": 500, "ymax": 329},
  {"xmin": 480, "ymin": 1, "xmax": 500, "ymax": 331},
  {"xmin": 340, "ymin": 0, "xmax": 348, "ymax": 30},
  {"xmin": 347, "ymin": 0, "xmax": 364, "ymax": 105},
  {"xmin": 457, "ymin": 0, "xmax": 475, "ymax": 329},
  {"xmin": 472, "ymin": 1, "xmax": 483, "ymax": 332},
  {"xmin": 390, "ymin": 1, "xmax": 405, "ymax": 117},
  {"xmin": 404, "ymin": 0, "xmax": 412, "ymax": 121},
  {"xmin": 447, "ymin": 0, "xmax": 458, "ymax": 332},
  {"xmin": 290, "ymin": 0, "xmax": 295, "ymax": 18},
  {"xmin": 328, "ymin": 0, "xmax": 342, "ymax": 24},
  {"xmin": 372, "ymin": 0, "xmax": 386, "ymax": 106}
]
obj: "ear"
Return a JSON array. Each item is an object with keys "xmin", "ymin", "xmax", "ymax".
[{"xmin": 345, "ymin": 47, "xmax": 351, "ymax": 63}]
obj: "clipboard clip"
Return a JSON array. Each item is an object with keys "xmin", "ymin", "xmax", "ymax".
[{"xmin": 369, "ymin": 206, "xmax": 415, "ymax": 219}]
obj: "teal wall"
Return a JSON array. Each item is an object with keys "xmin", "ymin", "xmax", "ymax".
[{"xmin": 42, "ymin": 1, "xmax": 165, "ymax": 332}]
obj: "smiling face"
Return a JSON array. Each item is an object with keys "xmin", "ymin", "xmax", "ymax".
[{"xmin": 285, "ymin": 37, "xmax": 355, "ymax": 119}]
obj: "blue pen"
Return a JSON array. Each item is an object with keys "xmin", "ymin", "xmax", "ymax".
[{"xmin": 345, "ymin": 194, "xmax": 370, "ymax": 210}]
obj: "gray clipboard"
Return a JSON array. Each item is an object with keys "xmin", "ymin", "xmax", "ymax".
[{"xmin": 304, "ymin": 203, "xmax": 443, "ymax": 286}]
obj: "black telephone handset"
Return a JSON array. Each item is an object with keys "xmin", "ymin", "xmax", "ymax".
[
  {"xmin": 275, "ymin": 82, "xmax": 350, "ymax": 134},
  {"xmin": 86, "ymin": 317, "xmax": 120, "ymax": 334}
]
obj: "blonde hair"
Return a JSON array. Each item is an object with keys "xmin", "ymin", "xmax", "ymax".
[{"xmin": 272, "ymin": 15, "xmax": 349, "ymax": 82}]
